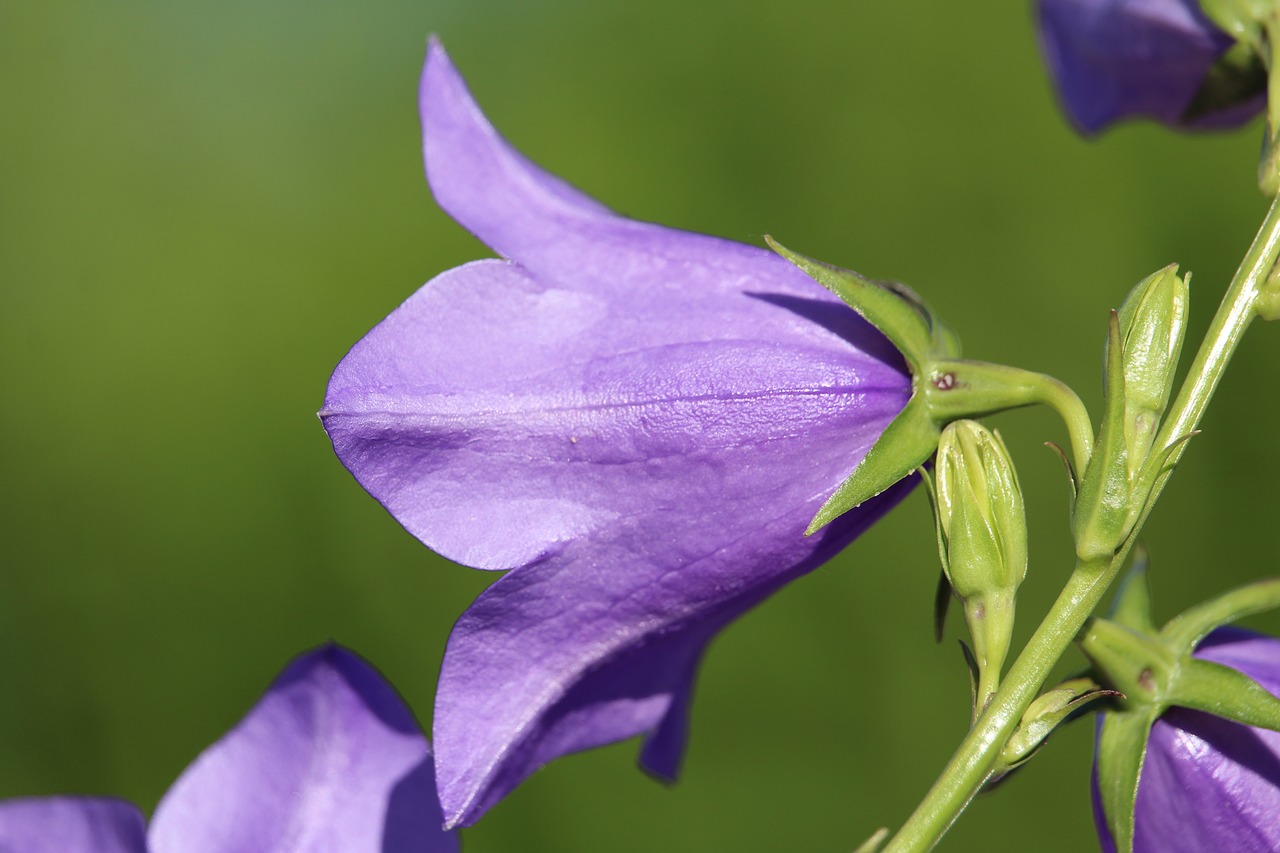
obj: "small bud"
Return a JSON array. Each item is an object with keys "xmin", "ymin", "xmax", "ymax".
[
  {"xmin": 1115, "ymin": 265, "xmax": 1189, "ymax": 473},
  {"xmin": 996, "ymin": 677, "xmax": 1119, "ymax": 777},
  {"xmin": 934, "ymin": 420, "xmax": 1027, "ymax": 713},
  {"xmin": 1075, "ymin": 267, "xmax": 1189, "ymax": 559}
]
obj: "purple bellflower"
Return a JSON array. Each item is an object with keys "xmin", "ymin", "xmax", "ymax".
[
  {"xmin": 1036, "ymin": 0, "xmax": 1265, "ymax": 133},
  {"xmin": 0, "ymin": 645, "xmax": 458, "ymax": 853},
  {"xmin": 320, "ymin": 40, "xmax": 914, "ymax": 827},
  {"xmin": 1094, "ymin": 627, "xmax": 1280, "ymax": 852}
]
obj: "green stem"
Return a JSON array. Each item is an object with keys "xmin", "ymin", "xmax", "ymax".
[
  {"xmin": 883, "ymin": 556, "xmax": 1114, "ymax": 852},
  {"xmin": 1148, "ymin": 190, "xmax": 1280, "ymax": 472},
  {"xmin": 928, "ymin": 360, "xmax": 1095, "ymax": 471},
  {"xmin": 1030, "ymin": 372, "xmax": 1094, "ymax": 472},
  {"xmin": 882, "ymin": 189, "xmax": 1280, "ymax": 852}
]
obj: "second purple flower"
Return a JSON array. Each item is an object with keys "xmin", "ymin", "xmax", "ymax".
[
  {"xmin": 321, "ymin": 40, "xmax": 914, "ymax": 828},
  {"xmin": 1036, "ymin": 0, "xmax": 1265, "ymax": 133}
]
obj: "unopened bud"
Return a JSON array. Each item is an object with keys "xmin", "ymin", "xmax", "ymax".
[
  {"xmin": 996, "ymin": 677, "xmax": 1119, "ymax": 776},
  {"xmin": 1075, "ymin": 266, "xmax": 1189, "ymax": 559},
  {"xmin": 1115, "ymin": 265, "xmax": 1189, "ymax": 473},
  {"xmin": 935, "ymin": 420, "xmax": 1027, "ymax": 713}
]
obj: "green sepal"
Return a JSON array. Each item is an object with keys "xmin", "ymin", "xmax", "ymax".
[
  {"xmin": 917, "ymin": 467, "xmax": 954, "ymax": 643},
  {"xmin": 770, "ymin": 238, "xmax": 1096, "ymax": 532},
  {"xmin": 766, "ymin": 239, "xmax": 964, "ymax": 534},
  {"xmin": 1167, "ymin": 657, "xmax": 1280, "ymax": 731},
  {"xmin": 919, "ymin": 467, "xmax": 953, "ymax": 643},
  {"xmin": 1095, "ymin": 704, "xmax": 1160, "ymax": 853},
  {"xmin": 1161, "ymin": 576, "xmax": 1280, "ymax": 651},
  {"xmin": 997, "ymin": 676, "xmax": 1121, "ymax": 773},
  {"xmin": 852, "ymin": 827, "xmax": 889, "ymax": 853},
  {"xmin": 765, "ymin": 237, "xmax": 959, "ymax": 370},
  {"xmin": 1044, "ymin": 441, "xmax": 1077, "ymax": 500},
  {"xmin": 807, "ymin": 395, "xmax": 937, "ymax": 534},
  {"xmin": 1079, "ymin": 618, "xmax": 1176, "ymax": 705},
  {"xmin": 1074, "ymin": 311, "xmax": 1131, "ymax": 560}
]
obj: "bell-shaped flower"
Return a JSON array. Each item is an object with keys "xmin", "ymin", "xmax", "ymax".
[
  {"xmin": 320, "ymin": 40, "xmax": 914, "ymax": 827},
  {"xmin": 1036, "ymin": 0, "xmax": 1265, "ymax": 133},
  {"xmin": 1093, "ymin": 627, "xmax": 1280, "ymax": 852},
  {"xmin": 0, "ymin": 645, "xmax": 458, "ymax": 853}
]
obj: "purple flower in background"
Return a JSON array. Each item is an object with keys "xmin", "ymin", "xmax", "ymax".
[
  {"xmin": 0, "ymin": 646, "xmax": 457, "ymax": 853},
  {"xmin": 320, "ymin": 40, "xmax": 914, "ymax": 827},
  {"xmin": 1094, "ymin": 627, "xmax": 1280, "ymax": 852},
  {"xmin": 1036, "ymin": 0, "xmax": 1265, "ymax": 133}
]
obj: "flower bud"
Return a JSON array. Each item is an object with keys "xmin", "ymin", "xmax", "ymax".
[
  {"xmin": 996, "ymin": 677, "xmax": 1118, "ymax": 778},
  {"xmin": 1075, "ymin": 266, "xmax": 1189, "ymax": 559},
  {"xmin": 1115, "ymin": 265, "xmax": 1189, "ymax": 474},
  {"xmin": 934, "ymin": 420, "xmax": 1027, "ymax": 712}
]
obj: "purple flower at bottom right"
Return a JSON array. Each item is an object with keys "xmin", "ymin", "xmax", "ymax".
[{"xmin": 1094, "ymin": 627, "xmax": 1280, "ymax": 852}]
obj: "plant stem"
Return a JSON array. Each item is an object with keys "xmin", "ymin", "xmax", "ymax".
[
  {"xmin": 882, "ymin": 555, "xmax": 1113, "ymax": 852},
  {"xmin": 882, "ymin": 189, "xmax": 1280, "ymax": 852}
]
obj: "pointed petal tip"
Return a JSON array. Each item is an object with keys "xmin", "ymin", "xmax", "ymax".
[
  {"xmin": 637, "ymin": 761, "xmax": 679, "ymax": 787},
  {"xmin": 424, "ymin": 34, "xmax": 453, "ymax": 79},
  {"xmin": 420, "ymin": 36, "xmax": 461, "ymax": 112}
]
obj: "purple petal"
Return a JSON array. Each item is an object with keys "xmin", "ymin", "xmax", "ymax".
[
  {"xmin": 148, "ymin": 645, "xmax": 457, "ymax": 853},
  {"xmin": 1036, "ymin": 0, "xmax": 1262, "ymax": 133},
  {"xmin": 321, "ymin": 42, "xmax": 912, "ymax": 827},
  {"xmin": 1095, "ymin": 628, "xmax": 1280, "ymax": 852},
  {"xmin": 0, "ymin": 797, "xmax": 148, "ymax": 853},
  {"xmin": 435, "ymin": 479, "xmax": 914, "ymax": 826}
]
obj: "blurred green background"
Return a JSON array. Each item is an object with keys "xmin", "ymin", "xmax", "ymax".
[{"xmin": 2, "ymin": 2, "xmax": 1277, "ymax": 850}]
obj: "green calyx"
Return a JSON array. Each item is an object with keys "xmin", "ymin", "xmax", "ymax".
[
  {"xmin": 1083, "ymin": 555, "xmax": 1280, "ymax": 853},
  {"xmin": 767, "ymin": 238, "xmax": 1095, "ymax": 533},
  {"xmin": 1074, "ymin": 266, "xmax": 1190, "ymax": 560}
]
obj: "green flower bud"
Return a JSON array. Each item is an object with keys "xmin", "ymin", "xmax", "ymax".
[
  {"xmin": 1075, "ymin": 266, "xmax": 1189, "ymax": 560},
  {"xmin": 995, "ymin": 677, "xmax": 1119, "ymax": 779},
  {"xmin": 934, "ymin": 420, "xmax": 1027, "ymax": 713},
  {"xmin": 1115, "ymin": 265, "xmax": 1189, "ymax": 472}
]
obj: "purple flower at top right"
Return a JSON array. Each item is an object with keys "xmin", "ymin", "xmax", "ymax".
[{"xmin": 1036, "ymin": 0, "xmax": 1266, "ymax": 133}]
